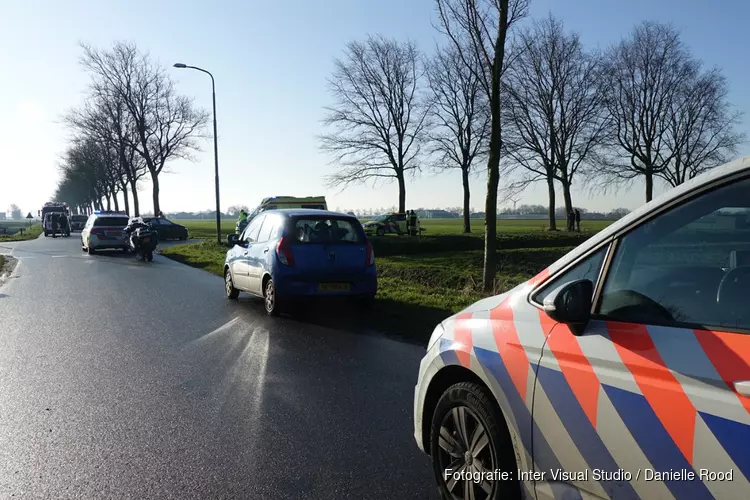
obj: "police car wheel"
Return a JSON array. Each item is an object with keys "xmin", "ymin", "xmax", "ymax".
[{"xmin": 430, "ymin": 382, "xmax": 521, "ymax": 500}]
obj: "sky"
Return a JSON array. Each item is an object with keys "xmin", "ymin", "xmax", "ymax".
[{"xmin": 1, "ymin": 0, "xmax": 749, "ymax": 217}]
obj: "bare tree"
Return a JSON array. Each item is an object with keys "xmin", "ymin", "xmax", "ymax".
[
  {"xmin": 435, "ymin": 0, "xmax": 529, "ymax": 291},
  {"xmin": 66, "ymin": 95, "xmax": 148, "ymax": 215},
  {"xmin": 599, "ymin": 22, "xmax": 696, "ymax": 202},
  {"xmin": 427, "ymin": 44, "xmax": 490, "ymax": 233},
  {"xmin": 661, "ymin": 67, "xmax": 744, "ymax": 186},
  {"xmin": 504, "ymin": 16, "xmax": 607, "ymax": 230},
  {"xmin": 320, "ymin": 35, "xmax": 429, "ymax": 213},
  {"xmin": 79, "ymin": 42, "xmax": 208, "ymax": 216}
]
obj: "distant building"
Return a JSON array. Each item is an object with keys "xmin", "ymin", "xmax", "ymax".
[
  {"xmin": 0, "ymin": 213, "xmax": 6, "ymax": 220},
  {"xmin": 421, "ymin": 210, "xmax": 459, "ymax": 219}
]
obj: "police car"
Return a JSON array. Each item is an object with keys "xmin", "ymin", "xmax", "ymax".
[
  {"xmin": 80, "ymin": 211, "xmax": 131, "ymax": 254},
  {"xmin": 414, "ymin": 156, "xmax": 750, "ymax": 499}
]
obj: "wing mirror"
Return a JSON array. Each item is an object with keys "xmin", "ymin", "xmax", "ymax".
[
  {"xmin": 227, "ymin": 233, "xmax": 239, "ymax": 247},
  {"xmin": 542, "ymin": 279, "xmax": 594, "ymax": 336}
]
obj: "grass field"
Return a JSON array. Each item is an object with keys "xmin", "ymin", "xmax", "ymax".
[
  {"xmin": 176, "ymin": 217, "xmax": 613, "ymax": 239},
  {"xmin": 161, "ymin": 219, "xmax": 604, "ymax": 344},
  {"xmin": 0, "ymin": 223, "xmax": 43, "ymax": 242}
]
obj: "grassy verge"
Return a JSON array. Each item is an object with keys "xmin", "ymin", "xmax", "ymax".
[
  {"xmin": 159, "ymin": 236, "xmax": 578, "ymax": 344},
  {"xmin": 0, "ymin": 224, "xmax": 43, "ymax": 242}
]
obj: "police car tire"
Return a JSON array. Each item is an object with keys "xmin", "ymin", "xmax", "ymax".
[{"xmin": 430, "ymin": 382, "xmax": 521, "ymax": 500}]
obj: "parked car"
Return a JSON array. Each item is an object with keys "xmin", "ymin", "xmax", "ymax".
[
  {"xmin": 142, "ymin": 217, "xmax": 188, "ymax": 240},
  {"xmin": 363, "ymin": 212, "xmax": 422, "ymax": 236},
  {"xmin": 80, "ymin": 212, "xmax": 131, "ymax": 254},
  {"xmin": 224, "ymin": 209, "xmax": 376, "ymax": 316},
  {"xmin": 413, "ymin": 156, "xmax": 750, "ymax": 500},
  {"xmin": 69, "ymin": 214, "xmax": 88, "ymax": 231}
]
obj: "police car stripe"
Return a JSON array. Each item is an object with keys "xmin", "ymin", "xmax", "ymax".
[
  {"xmin": 535, "ymin": 366, "xmax": 637, "ymax": 500},
  {"xmin": 603, "ymin": 385, "xmax": 713, "ymax": 499},
  {"xmin": 453, "ymin": 313, "xmax": 474, "ymax": 369},
  {"xmin": 530, "ymin": 377, "xmax": 612, "ymax": 499},
  {"xmin": 692, "ymin": 413, "xmax": 750, "ymax": 499},
  {"xmin": 606, "ymin": 322, "xmax": 698, "ymax": 465},
  {"xmin": 538, "ymin": 312, "xmax": 601, "ymax": 428},
  {"xmin": 490, "ymin": 298, "xmax": 532, "ymax": 402},
  {"xmin": 595, "ymin": 386, "xmax": 675, "ymax": 500},
  {"xmin": 647, "ymin": 325, "xmax": 750, "ymax": 425},
  {"xmin": 474, "ymin": 346, "xmax": 575, "ymax": 500},
  {"xmin": 438, "ymin": 339, "xmax": 461, "ymax": 368},
  {"xmin": 571, "ymin": 321, "xmax": 643, "ymax": 395},
  {"xmin": 693, "ymin": 329, "xmax": 750, "ymax": 415},
  {"xmin": 698, "ymin": 411, "xmax": 750, "ymax": 481}
]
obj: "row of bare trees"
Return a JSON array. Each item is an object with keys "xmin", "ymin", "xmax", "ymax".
[
  {"xmin": 320, "ymin": 0, "xmax": 744, "ymax": 290},
  {"xmin": 55, "ymin": 42, "xmax": 208, "ymax": 216}
]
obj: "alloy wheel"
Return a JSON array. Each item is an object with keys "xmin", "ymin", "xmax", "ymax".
[
  {"xmin": 437, "ymin": 406, "xmax": 496, "ymax": 500},
  {"xmin": 265, "ymin": 281, "xmax": 275, "ymax": 313}
]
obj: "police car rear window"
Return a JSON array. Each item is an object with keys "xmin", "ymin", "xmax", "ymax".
[
  {"xmin": 290, "ymin": 217, "xmax": 363, "ymax": 243},
  {"xmin": 94, "ymin": 217, "xmax": 129, "ymax": 227}
]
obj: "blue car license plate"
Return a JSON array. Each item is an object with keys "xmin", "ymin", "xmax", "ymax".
[{"xmin": 318, "ymin": 283, "xmax": 351, "ymax": 292}]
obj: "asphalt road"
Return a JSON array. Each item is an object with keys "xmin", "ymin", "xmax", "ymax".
[{"xmin": 0, "ymin": 235, "xmax": 437, "ymax": 499}]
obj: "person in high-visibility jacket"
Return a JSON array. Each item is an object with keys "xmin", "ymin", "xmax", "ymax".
[{"xmin": 238, "ymin": 210, "xmax": 248, "ymax": 223}]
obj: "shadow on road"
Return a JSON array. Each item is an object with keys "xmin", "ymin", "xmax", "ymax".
[{"xmin": 233, "ymin": 296, "xmax": 445, "ymax": 347}]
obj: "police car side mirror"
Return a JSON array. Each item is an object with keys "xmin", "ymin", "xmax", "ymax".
[
  {"xmin": 227, "ymin": 234, "xmax": 239, "ymax": 247},
  {"xmin": 543, "ymin": 279, "xmax": 593, "ymax": 336}
]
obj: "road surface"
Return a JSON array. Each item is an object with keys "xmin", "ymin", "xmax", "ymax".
[{"xmin": 0, "ymin": 235, "xmax": 437, "ymax": 499}]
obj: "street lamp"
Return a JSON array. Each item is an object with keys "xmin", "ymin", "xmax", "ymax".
[{"xmin": 173, "ymin": 62, "xmax": 222, "ymax": 244}]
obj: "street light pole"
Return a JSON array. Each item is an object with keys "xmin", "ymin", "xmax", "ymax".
[{"xmin": 174, "ymin": 63, "xmax": 222, "ymax": 244}]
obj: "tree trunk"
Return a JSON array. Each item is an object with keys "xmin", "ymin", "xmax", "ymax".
[
  {"xmin": 105, "ymin": 195, "xmax": 111, "ymax": 211},
  {"xmin": 462, "ymin": 168, "xmax": 471, "ymax": 233},
  {"xmin": 121, "ymin": 184, "xmax": 130, "ymax": 216},
  {"xmin": 112, "ymin": 188, "xmax": 120, "ymax": 212},
  {"xmin": 645, "ymin": 168, "xmax": 654, "ymax": 202},
  {"xmin": 396, "ymin": 172, "xmax": 406, "ymax": 213},
  {"xmin": 546, "ymin": 176, "xmax": 557, "ymax": 231},
  {"xmin": 562, "ymin": 180, "xmax": 573, "ymax": 231},
  {"xmin": 151, "ymin": 171, "xmax": 161, "ymax": 216},
  {"xmin": 129, "ymin": 178, "xmax": 140, "ymax": 217}
]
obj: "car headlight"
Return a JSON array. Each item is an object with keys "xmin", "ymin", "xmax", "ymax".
[{"xmin": 427, "ymin": 322, "xmax": 446, "ymax": 351}]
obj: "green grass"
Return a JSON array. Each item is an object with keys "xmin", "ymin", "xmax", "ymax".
[
  {"xmin": 0, "ymin": 224, "xmax": 43, "ymax": 242},
  {"xmin": 176, "ymin": 219, "xmax": 237, "ymax": 239},
  {"xmin": 0, "ymin": 255, "xmax": 4, "ymax": 269}
]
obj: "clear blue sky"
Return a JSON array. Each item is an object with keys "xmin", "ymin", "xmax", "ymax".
[{"xmin": 1, "ymin": 0, "xmax": 748, "ymax": 216}]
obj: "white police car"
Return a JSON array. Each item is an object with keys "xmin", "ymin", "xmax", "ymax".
[
  {"xmin": 81, "ymin": 211, "xmax": 131, "ymax": 254},
  {"xmin": 414, "ymin": 156, "xmax": 750, "ymax": 499}
]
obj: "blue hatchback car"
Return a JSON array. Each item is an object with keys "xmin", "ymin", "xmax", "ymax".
[{"xmin": 224, "ymin": 209, "xmax": 377, "ymax": 315}]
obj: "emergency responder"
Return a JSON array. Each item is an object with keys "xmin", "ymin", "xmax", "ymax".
[{"xmin": 409, "ymin": 210, "xmax": 418, "ymax": 236}]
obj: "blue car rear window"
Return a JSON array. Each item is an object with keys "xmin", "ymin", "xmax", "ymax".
[{"xmin": 290, "ymin": 217, "xmax": 364, "ymax": 243}]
